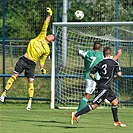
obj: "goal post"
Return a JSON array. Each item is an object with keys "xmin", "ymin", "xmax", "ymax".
[{"xmin": 50, "ymin": 22, "xmax": 133, "ymax": 109}]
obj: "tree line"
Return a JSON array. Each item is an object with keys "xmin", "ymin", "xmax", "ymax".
[{"xmin": 0, "ymin": 0, "xmax": 132, "ymax": 40}]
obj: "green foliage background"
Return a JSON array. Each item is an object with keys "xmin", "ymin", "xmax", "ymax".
[{"xmin": 0, "ymin": 0, "xmax": 133, "ymax": 40}]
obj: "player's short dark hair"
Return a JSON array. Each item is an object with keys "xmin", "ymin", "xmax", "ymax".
[
  {"xmin": 93, "ymin": 41, "xmax": 102, "ymax": 50},
  {"xmin": 51, "ymin": 34, "xmax": 56, "ymax": 41},
  {"xmin": 103, "ymin": 47, "xmax": 111, "ymax": 57}
]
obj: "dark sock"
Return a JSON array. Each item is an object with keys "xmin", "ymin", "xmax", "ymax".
[
  {"xmin": 75, "ymin": 105, "xmax": 93, "ymax": 117},
  {"xmin": 111, "ymin": 105, "xmax": 118, "ymax": 122}
]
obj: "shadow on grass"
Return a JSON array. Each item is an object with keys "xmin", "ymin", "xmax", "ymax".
[
  {"xmin": 19, "ymin": 119, "xmax": 66, "ymax": 124},
  {"xmin": 19, "ymin": 119, "xmax": 85, "ymax": 129}
]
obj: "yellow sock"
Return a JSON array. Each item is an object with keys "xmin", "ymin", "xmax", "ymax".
[
  {"xmin": 5, "ymin": 75, "xmax": 16, "ymax": 91},
  {"xmin": 28, "ymin": 82, "xmax": 34, "ymax": 105},
  {"xmin": 1, "ymin": 90, "xmax": 7, "ymax": 96},
  {"xmin": 28, "ymin": 98, "xmax": 32, "ymax": 105}
]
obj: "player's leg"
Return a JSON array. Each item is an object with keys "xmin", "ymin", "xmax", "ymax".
[
  {"xmin": 71, "ymin": 104, "xmax": 94, "ymax": 125},
  {"xmin": 25, "ymin": 60, "xmax": 36, "ymax": 111},
  {"xmin": 0, "ymin": 57, "xmax": 24, "ymax": 102},
  {"xmin": 26, "ymin": 79, "xmax": 34, "ymax": 111},
  {"xmin": 71, "ymin": 89, "xmax": 107, "ymax": 125},
  {"xmin": 0, "ymin": 74, "xmax": 17, "ymax": 102},
  {"xmin": 77, "ymin": 79, "xmax": 96, "ymax": 112},
  {"xmin": 111, "ymin": 98, "xmax": 119, "ymax": 122},
  {"xmin": 77, "ymin": 97, "xmax": 88, "ymax": 112},
  {"xmin": 109, "ymin": 91, "xmax": 126, "ymax": 127},
  {"xmin": 111, "ymin": 98, "xmax": 126, "ymax": 127}
]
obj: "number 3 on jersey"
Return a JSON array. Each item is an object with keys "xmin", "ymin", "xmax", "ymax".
[{"xmin": 102, "ymin": 64, "xmax": 107, "ymax": 75}]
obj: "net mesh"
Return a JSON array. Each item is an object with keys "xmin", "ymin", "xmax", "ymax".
[{"xmin": 55, "ymin": 24, "xmax": 133, "ymax": 107}]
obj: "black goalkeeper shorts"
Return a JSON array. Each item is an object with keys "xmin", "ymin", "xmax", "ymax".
[
  {"xmin": 14, "ymin": 56, "xmax": 36, "ymax": 79},
  {"xmin": 92, "ymin": 89, "xmax": 116, "ymax": 105}
]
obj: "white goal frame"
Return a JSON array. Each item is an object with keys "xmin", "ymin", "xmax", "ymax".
[{"xmin": 50, "ymin": 22, "xmax": 133, "ymax": 109}]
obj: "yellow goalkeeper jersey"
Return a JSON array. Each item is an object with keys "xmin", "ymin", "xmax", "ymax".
[{"xmin": 26, "ymin": 20, "xmax": 50, "ymax": 66}]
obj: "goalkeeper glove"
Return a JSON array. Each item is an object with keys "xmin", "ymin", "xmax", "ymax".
[
  {"xmin": 47, "ymin": 7, "xmax": 52, "ymax": 16},
  {"xmin": 40, "ymin": 68, "xmax": 46, "ymax": 74}
]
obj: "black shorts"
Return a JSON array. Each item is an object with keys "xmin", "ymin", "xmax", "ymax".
[
  {"xmin": 14, "ymin": 56, "xmax": 36, "ymax": 79},
  {"xmin": 92, "ymin": 89, "xmax": 116, "ymax": 105}
]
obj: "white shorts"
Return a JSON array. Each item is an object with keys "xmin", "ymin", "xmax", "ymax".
[{"xmin": 85, "ymin": 79, "xmax": 96, "ymax": 94}]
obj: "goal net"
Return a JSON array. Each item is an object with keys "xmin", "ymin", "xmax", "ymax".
[{"xmin": 51, "ymin": 22, "xmax": 133, "ymax": 109}]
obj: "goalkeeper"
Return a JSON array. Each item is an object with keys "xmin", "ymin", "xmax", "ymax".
[
  {"xmin": 0, "ymin": 7, "xmax": 55, "ymax": 111},
  {"xmin": 76, "ymin": 41, "xmax": 122, "ymax": 113}
]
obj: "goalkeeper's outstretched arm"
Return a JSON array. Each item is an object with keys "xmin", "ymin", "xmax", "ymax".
[
  {"xmin": 39, "ymin": 7, "xmax": 55, "ymax": 74},
  {"xmin": 46, "ymin": 7, "xmax": 52, "ymax": 22}
]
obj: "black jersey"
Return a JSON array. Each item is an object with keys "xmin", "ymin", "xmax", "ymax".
[{"xmin": 90, "ymin": 58, "xmax": 121, "ymax": 89}]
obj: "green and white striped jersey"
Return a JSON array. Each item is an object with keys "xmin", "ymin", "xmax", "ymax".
[{"xmin": 78, "ymin": 50, "xmax": 103, "ymax": 79}]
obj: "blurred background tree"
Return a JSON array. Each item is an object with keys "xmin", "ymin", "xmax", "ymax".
[{"xmin": 0, "ymin": 0, "xmax": 133, "ymax": 40}]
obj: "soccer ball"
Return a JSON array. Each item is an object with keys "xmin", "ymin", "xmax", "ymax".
[{"xmin": 74, "ymin": 10, "xmax": 84, "ymax": 20}]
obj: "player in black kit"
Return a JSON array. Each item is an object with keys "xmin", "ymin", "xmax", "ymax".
[{"xmin": 71, "ymin": 47, "xmax": 126, "ymax": 127}]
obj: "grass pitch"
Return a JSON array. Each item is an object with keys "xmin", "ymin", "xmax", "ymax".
[{"xmin": 0, "ymin": 103, "xmax": 132, "ymax": 133}]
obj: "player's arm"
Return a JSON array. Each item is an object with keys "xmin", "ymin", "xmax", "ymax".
[
  {"xmin": 40, "ymin": 52, "xmax": 49, "ymax": 74},
  {"xmin": 76, "ymin": 50, "xmax": 88, "ymax": 59},
  {"xmin": 90, "ymin": 73, "xmax": 98, "ymax": 83},
  {"xmin": 114, "ymin": 62, "xmax": 122, "ymax": 79},
  {"xmin": 114, "ymin": 71, "xmax": 122, "ymax": 80},
  {"xmin": 113, "ymin": 49, "xmax": 122, "ymax": 61},
  {"xmin": 90, "ymin": 66, "xmax": 99, "ymax": 82},
  {"xmin": 36, "ymin": 7, "xmax": 52, "ymax": 40}
]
